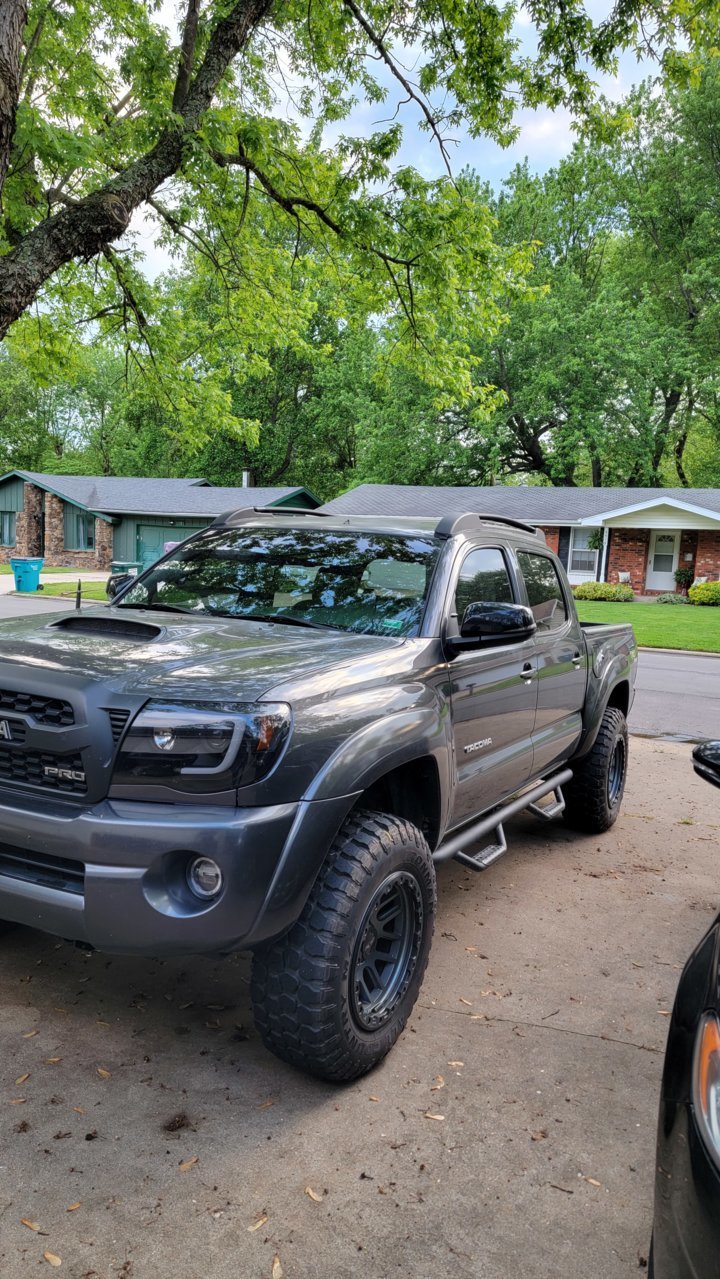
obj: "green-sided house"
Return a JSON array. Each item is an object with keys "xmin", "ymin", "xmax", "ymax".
[{"xmin": 0, "ymin": 472, "xmax": 319, "ymax": 571}]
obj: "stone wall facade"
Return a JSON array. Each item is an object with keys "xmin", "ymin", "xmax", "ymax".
[
  {"xmin": 15, "ymin": 482, "xmax": 43, "ymax": 557},
  {"xmin": 43, "ymin": 493, "xmax": 113, "ymax": 570}
]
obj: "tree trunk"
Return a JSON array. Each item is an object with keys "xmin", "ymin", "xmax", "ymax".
[
  {"xmin": 0, "ymin": 0, "xmax": 27, "ymax": 202},
  {"xmin": 0, "ymin": 0, "xmax": 272, "ymax": 339}
]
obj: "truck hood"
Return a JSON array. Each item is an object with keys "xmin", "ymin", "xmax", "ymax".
[{"xmin": 0, "ymin": 607, "xmax": 401, "ymax": 703}]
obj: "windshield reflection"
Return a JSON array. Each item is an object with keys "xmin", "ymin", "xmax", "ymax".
[{"xmin": 116, "ymin": 527, "xmax": 440, "ymax": 638}]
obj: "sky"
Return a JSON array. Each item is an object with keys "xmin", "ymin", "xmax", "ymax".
[{"xmin": 132, "ymin": 3, "xmax": 656, "ymax": 277}]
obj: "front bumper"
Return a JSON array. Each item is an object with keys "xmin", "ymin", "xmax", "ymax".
[{"xmin": 0, "ymin": 791, "xmax": 352, "ymax": 955}]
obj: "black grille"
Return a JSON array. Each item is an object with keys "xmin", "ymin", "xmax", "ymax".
[
  {"xmin": 0, "ymin": 844, "xmax": 84, "ymax": 895},
  {"xmin": 106, "ymin": 708, "xmax": 131, "ymax": 744},
  {"xmin": 0, "ymin": 747, "xmax": 86, "ymax": 794},
  {"xmin": 0, "ymin": 688, "xmax": 74, "ymax": 726}
]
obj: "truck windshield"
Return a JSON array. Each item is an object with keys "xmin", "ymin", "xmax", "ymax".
[{"xmin": 115, "ymin": 526, "xmax": 440, "ymax": 637}]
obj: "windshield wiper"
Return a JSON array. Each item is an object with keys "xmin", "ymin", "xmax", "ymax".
[
  {"xmin": 227, "ymin": 612, "xmax": 335, "ymax": 630},
  {"xmin": 115, "ymin": 601, "xmax": 197, "ymax": 616}
]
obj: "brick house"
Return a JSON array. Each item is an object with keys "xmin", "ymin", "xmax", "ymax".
[
  {"xmin": 0, "ymin": 472, "xmax": 319, "ymax": 572},
  {"xmin": 322, "ymin": 484, "xmax": 720, "ymax": 594}
]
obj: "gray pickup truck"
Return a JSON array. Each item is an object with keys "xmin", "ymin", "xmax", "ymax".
[{"xmin": 0, "ymin": 509, "xmax": 636, "ymax": 1080}]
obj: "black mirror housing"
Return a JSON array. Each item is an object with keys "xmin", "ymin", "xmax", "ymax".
[
  {"xmin": 447, "ymin": 601, "xmax": 537, "ymax": 653},
  {"xmin": 693, "ymin": 741, "xmax": 720, "ymax": 790},
  {"xmin": 106, "ymin": 573, "xmax": 134, "ymax": 600}
]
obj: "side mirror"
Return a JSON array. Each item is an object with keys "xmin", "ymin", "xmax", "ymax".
[
  {"xmin": 446, "ymin": 601, "xmax": 537, "ymax": 653},
  {"xmin": 693, "ymin": 741, "xmax": 720, "ymax": 790},
  {"xmin": 106, "ymin": 572, "xmax": 134, "ymax": 600}
]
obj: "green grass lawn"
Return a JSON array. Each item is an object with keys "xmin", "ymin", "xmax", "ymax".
[
  {"xmin": 17, "ymin": 581, "xmax": 108, "ymax": 601},
  {"xmin": 575, "ymin": 600, "xmax": 720, "ymax": 652}
]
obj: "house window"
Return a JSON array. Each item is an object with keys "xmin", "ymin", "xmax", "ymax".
[
  {"xmin": 569, "ymin": 527, "xmax": 601, "ymax": 575},
  {"xmin": 66, "ymin": 512, "xmax": 96, "ymax": 551},
  {"xmin": 0, "ymin": 512, "xmax": 16, "ymax": 546}
]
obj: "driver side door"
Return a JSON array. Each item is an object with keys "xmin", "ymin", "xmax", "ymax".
[{"xmin": 446, "ymin": 546, "xmax": 537, "ymax": 831}]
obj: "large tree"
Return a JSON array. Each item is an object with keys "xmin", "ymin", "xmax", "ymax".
[{"xmin": 0, "ymin": 0, "xmax": 713, "ymax": 352}]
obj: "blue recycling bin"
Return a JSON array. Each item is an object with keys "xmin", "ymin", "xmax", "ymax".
[{"xmin": 10, "ymin": 557, "xmax": 44, "ymax": 592}]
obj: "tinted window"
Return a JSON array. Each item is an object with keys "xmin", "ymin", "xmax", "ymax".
[
  {"xmin": 117, "ymin": 526, "xmax": 440, "ymax": 637},
  {"xmin": 454, "ymin": 548, "xmax": 513, "ymax": 621},
  {"xmin": 517, "ymin": 551, "xmax": 568, "ymax": 631}
]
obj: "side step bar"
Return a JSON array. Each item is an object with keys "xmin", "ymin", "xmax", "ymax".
[{"xmin": 432, "ymin": 768, "xmax": 573, "ymax": 871}]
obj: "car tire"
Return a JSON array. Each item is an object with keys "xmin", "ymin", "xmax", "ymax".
[
  {"xmin": 563, "ymin": 705, "xmax": 628, "ymax": 833},
  {"xmin": 250, "ymin": 809, "xmax": 436, "ymax": 1083}
]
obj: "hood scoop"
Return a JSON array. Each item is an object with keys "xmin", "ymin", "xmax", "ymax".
[{"xmin": 49, "ymin": 615, "xmax": 163, "ymax": 642}]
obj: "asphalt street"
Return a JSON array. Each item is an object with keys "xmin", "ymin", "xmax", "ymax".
[{"xmin": 630, "ymin": 648, "xmax": 720, "ymax": 741}]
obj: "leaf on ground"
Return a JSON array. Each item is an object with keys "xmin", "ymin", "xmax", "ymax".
[
  {"xmin": 96, "ymin": 1020, "xmax": 110, "ymax": 1028},
  {"xmin": 368, "ymin": 1095, "xmax": 380, "ymax": 1102},
  {"xmin": 179, "ymin": 1156, "xmax": 199, "ymax": 1173},
  {"xmin": 21, "ymin": 1219, "xmax": 40, "ymax": 1231},
  {"xmin": 304, "ymin": 1186, "xmax": 322, "ymax": 1202},
  {"xmin": 658, "ymin": 1010, "xmax": 671, "ymax": 1016},
  {"xmin": 22, "ymin": 1030, "xmax": 39, "ymax": 1039},
  {"xmin": 43, "ymin": 1252, "xmax": 62, "ymax": 1267},
  {"xmin": 72, "ymin": 1107, "xmax": 84, "ymax": 1114},
  {"xmin": 430, "ymin": 1076, "xmax": 445, "ymax": 1091},
  {"xmin": 96, "ymin": 1067, "xmax": 111, "ymax": 1079},
  {"xmin": 531, "ymin": 1129, "xmax": 548, "ymax": 1141},
  {"xmin": 256, "ymin": 1098, "xmax": 274, "ymax": 1110},
  {"xmin": 10, "ymin": 1098, "xmax": 26, "ymax": 1105},
  {"xmin": 448, "ymin": 1061, "xmax": 464, "ymax": 1068},
  {"xmin": 247, "ymin": 1214, "xmax": 268, "ymax": 1232},
  {"xmin": 66, "ymin": 1203, "xmax": 81, "ymax": 1212},
  {"xmin": 272, "ymin": 1255, "xmax": 283, "ymax": 1279},
  {"xmin": 424, "ymin": 1112, "xmax": 445, "ymax": 1121},
  {"xmin": 459, "ymin": 998, "xmax": 472, "ymax": 1006},
  {"xmin": 46, "ymin": 1058, "xmax": 62, "ymax": 1065},
  {"xmin": 579, "ymin": 1174, "xmax": 602, "ymax": 1187},
  {"xmin": 15, "ymin": 1073, "xmax": 30, "ymax": 1085}
]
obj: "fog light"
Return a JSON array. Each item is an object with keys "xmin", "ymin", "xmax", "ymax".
[
  {"xmin": 186, "ymin": 856, "xmax": 223, "ymax": 900},
  {"xmin": 153, "ymin": 728, "xmax": 176, "ymax": 751}
]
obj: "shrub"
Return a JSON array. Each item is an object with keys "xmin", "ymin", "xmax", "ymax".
[
  {"xmin": 674, "ymin": 566, "xmax": 695, "ymax": 591},
  {"xmin": 689, "ymin": 581, "xmax": 720, "ymax": 606},
  {"xmin": 654, "ymin": 592, "xmax": 690, "ymax": 605},
  {"xmin": 572, "ymin": 581, "xmax": 634, "ymax": 602}
]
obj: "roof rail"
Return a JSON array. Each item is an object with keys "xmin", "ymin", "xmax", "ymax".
[
  {"xmin": 211, "ymin": 506, "xmax": 332, "ymax": 528},
  {"xmin": 434, "ymin": 512, "xmax": 539, "ymax": 538}
]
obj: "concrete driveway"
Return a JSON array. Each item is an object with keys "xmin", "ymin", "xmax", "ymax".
[{"xmin": 0, "ymin": 736, "xmax": 716, "ymax": 1279}]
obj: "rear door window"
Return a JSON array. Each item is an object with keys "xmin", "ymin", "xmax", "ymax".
[{"xmin": 516, "ymin": 551, "xmax": 568, "ymax": 631}]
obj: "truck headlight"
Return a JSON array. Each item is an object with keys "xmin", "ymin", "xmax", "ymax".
[
  {"xmin": 110, "ymin": 701, "xmax": 291, "ymax": 793},
  {"xmin": 693, "ymin": 1013, "xmax": 720, "ymax": 1167}
]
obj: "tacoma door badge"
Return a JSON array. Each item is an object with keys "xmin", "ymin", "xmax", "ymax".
[{"xmin": 464, "ymin": 737, "xmax": 492, "ymax": 754}]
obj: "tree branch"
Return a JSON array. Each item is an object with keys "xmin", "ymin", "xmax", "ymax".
[
  {"xmin": 172, "ymin": 0, "xmax": 202, "ymax": 114},
  {"xmin": 0, "ymin": 0, "xmax": 27, "ymax": 202},
  {"xmin": 341, "ymin": 0, "xmax": 454, "ymax": 180},
  {"xmin": 0, "ymin": 0, "xmax": 273, "ymax": 339}
]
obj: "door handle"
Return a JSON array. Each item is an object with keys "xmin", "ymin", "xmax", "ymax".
[
  {"xmin": 571, "ymin": 651, "xmax": 583, "ymax": 668},
  {"xmin": 521, "ymin": 662, "xmax": 534, "ymax": 682}
]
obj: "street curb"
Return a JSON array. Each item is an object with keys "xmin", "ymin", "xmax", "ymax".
[{"xmin": 638, "ymin": 646, "xmax": 720, "ymax": 658}]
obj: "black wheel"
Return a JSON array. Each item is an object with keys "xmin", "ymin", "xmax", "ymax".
[
  {"xmin": 563, "ymin": 705, "xmax": 628, "ymax": 833},
  {"xmin": 250, "ymin": 810, "xmax": 436, "ymax": 1082}
]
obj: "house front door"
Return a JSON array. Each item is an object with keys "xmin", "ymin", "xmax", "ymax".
[{"xmin": 645, "ymin": 529, "xmax": 680, "ymax": 592}]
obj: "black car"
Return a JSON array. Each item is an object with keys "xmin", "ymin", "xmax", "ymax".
[{"xmin": 650, "ymin": 741, "xmax": 720, "ymax": 1278}]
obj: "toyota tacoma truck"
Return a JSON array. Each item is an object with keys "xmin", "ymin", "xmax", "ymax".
[{"xmin": 0, "ymin": 508, "xmax": 636, "ymax": 1081}]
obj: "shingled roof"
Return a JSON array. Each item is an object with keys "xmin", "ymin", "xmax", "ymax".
[
  {"xmin": 5, "ymin": 472, "xmax": 318, "ymax": 517},
  {"xmin": 322, "ymin": 484, "xmax": 720, "ymax": 524}
]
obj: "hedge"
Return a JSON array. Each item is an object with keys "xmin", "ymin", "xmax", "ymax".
[
  {"xmin": 688, "ymin": 581, "xmax": 720, "ymax": 606},
  {"xmin": 654, "ymin": 592, "xmax": 690, "ymax": 605},
  {"xmin": 572, "ymin": 581, "xmax": 634, "ymax": 602}
]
